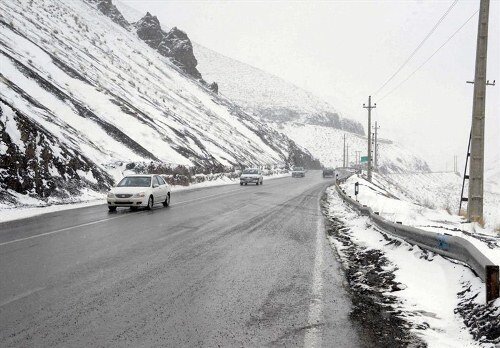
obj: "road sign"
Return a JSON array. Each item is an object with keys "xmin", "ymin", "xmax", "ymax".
[{"xmin": 360, "ymin": 156, "xmax": 368, "ymax": 163}]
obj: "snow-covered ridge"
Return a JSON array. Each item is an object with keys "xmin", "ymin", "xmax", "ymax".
[
  {"xmin": 0, "ymin": 0, "xmax": 319, "ymax": 206},
  {"xmin": 194, "ymin": 43, "xmax": 365, "ymax": 135}
]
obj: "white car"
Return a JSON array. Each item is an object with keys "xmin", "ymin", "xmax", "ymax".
[
  {"xmin": 240, "ymin": 168, "xmax": 263, "ymax": 185},
  {"xmin": 107, "ymin": 174, "xmax": 171, "ymax": 212}
]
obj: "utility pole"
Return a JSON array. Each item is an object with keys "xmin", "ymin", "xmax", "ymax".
[
  {"xmin": 468, "ymin": 0, "xmax": 490, "ymax": 223},
  {"xmin": 355, "ymin": 151, "xmax": 361, "ymax": 166},
  {"xmin": 343, "ymin": 134, "xmax": 346, "ymax": 168},
  {"xmin": 347, "ymin": 144, "xmax": 349, "ymax": 168},
  {"xmin": 363, "ymin": 96, "xmax": 376, "ymax": 182},
  {"xmin": 373, "ymin": 122, "xmax": 380, "ymax": 171}
]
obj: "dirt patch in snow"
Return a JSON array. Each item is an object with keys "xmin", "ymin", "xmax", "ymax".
[
  {"xmin": 456, "ymin": 285, "xmax": 500, "ymax": 345},
  {"xmin": 321, "ymin": 197, "xmax": 426, "ymax": 347}
]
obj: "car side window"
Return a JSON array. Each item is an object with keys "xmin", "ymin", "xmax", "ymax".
[
  {"xmin": 153, "ymin": 176, "xmax": 160, "ymax": 187},
  {"xmin": 157, "ymin": 176, "xmax": 166, "ymax": 185}
]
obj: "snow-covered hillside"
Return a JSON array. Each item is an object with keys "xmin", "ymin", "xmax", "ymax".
[
  {"xmin": 193, "ymin": 44, "xmax": 364, "ymax": 135},
  {"xmin": 278, "ymin": 123, "xmax": 430, "ymax": 173},
  {"xmin": 114, "ymin": 0, "xmax": 433, "ymax": 175},
  {"xmin": 0, "ymin": 0, "xmax": 319, "ymax": 206},
  {"xmin": 384, "ymin": 172, "xmax": 500, "ymax": 230}
]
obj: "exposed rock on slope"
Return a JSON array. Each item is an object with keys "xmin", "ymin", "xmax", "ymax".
[
  {"xmin": 135, "ymin": 12, "xmax": 201, "ymax": 79},
  {"xmin": 0, "ymin": 100, "xmax": 112, "ymax": 203},
  {"xmin": 91, "ymin": 0, "xmax": 129, "ymax": 28}
]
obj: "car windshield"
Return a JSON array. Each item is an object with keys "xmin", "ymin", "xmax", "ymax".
[
  {"xmin": 243, "ymin": 169, "xmax": 258, "ymax": 174},
  {"xmin": 117, "ymin": 176, "xmax": 151, "ymax": 187},
  {"xmin": 294, "ymin": 167, "xmax": 304, "ymax": 171}
]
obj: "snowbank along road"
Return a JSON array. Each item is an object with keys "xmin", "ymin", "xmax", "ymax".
[{"xmin": 0, "ymin": 171, "xmax": 366, "ymax": 347}]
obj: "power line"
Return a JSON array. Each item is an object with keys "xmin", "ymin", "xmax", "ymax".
[
  {"xmin": 379, "ymin": 9, "xmax": 479, "ymax": 102},
  {"xmin": 372, "ymin": 0, "xmax": 459, "ymax": 96}
]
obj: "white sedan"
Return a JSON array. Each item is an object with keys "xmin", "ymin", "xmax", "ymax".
[{"xmin": 107, "ymin": 174, "xmax": 171, "ymax": 212}]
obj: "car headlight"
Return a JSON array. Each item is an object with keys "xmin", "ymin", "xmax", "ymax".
[
  {"xmin": 107, "ymin": 192, "xmax": 115, "ymax": 198},
  {"xmin": 133, "ymin": 192, "xmax": 146, "ymax": 198}
]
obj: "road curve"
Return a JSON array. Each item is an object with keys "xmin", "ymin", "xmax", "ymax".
[{"xmin": 0, "ymin": 171, "xmax": 361, "ymax": 347}]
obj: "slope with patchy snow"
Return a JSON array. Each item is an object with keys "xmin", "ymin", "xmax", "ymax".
[
  {"xmin": 194, "ymin": 43, "xmax": 364, "ymax": 135},
  {"xmin": 279, "ymin": 123, "xmax": 430, "ymax": 173},
  {"xmin": 0, "ymin": 0, "xmax": 318, "ymax": 206}
]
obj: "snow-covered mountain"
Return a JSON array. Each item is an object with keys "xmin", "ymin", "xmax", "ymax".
[
  {"xmin": 194, "ymin": 43, "xmax": 364, "ymax": 135},
  {"xmin": 114, "ymin": 0, "xmax": 432, "ymax": 175},
  {"xmin": 277, "ymin": 123, "xmax": 430, "ymax": 173},
  {"xmin": 192, "ymin": 37, "xmax": 430, "ymax": 174},
  {"xmin": 0, "ymin": 0, "xmax": 319, "ymax": 206}
]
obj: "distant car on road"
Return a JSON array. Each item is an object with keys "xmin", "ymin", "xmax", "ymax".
[
  {"xmin": 291, "ymin": 167, "xmax": 306, "ymax": 178},
  {"xmin": 322, "ymin": 168, "xmax": 335, "ymax": 178},
  {"xmin": 107, "ymin": 174, "xmax": 171, "ymax": 212},
  {"xmin": 240, "ymin": 168, "xmax": 263, "ymax": 185}
]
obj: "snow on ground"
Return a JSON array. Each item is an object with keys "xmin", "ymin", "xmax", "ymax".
[
  {"xmin": 384, "ymin": 172, "xmax": 500, "ymax": 231},
  {"xmin": 0, "ymin": 171, "xmax": 290, "ymax": 223},
  {"xmin": 277, "ymin": 123, "xmax": 430, "ymax": 173},
  {"xmin": 340, "ymin": 173, "xmax": 500, "ymax": 267},
  {"xmin": 326, "ymin": 187, "xmax": 490, "ymax": 347}
]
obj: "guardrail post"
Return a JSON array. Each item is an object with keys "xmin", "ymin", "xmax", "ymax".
[{"xmin": 486, "ymin": 265, "xmax": 499, "ymax": 302}]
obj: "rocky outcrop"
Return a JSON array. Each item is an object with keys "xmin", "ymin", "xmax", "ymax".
[
  {"xmin": 209, "ymin": 82, "xmax": 219, "ymax": 94},
  {"xmin": 0, "ymin": 100, "xmax": 113, "ymax": 202},
  {"xmin": 136, "ymin": 13, "xmax": 202, "ymax": 79},
  {"xmin": 89, "ymin": 0, "xmax": 129, "ymax": 28},
  {"xmin": 135, "ymin": 12, "xmax": 164, "ymax": 48}
]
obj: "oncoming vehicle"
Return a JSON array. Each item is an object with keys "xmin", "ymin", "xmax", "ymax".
[
  {"xmin": 107, "ymin": 174, "xmax": 171, "ymax": 212},
  {"xmin": 322, "ymin": 168, "xmax": 335, "ymax": 178},
  {"xmin": 291, "ymin": 167, "xmax": 306, "ymax": 178},
  {"xmin": 240, "ymin": 168, "xmax": 263, "ymax": 185}
]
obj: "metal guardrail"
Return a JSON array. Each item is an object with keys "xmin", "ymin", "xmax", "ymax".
[{"xmin": 334, "ymin": 177, "xmax": 499, "ymax": 303}]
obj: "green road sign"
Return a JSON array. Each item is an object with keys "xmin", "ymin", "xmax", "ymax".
[{"xmin": 360, "ymin": 156, "xmax": 368, "ymax": 163}]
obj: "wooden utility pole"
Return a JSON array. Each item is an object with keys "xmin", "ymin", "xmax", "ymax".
[
  {"xmin": 347, "ymin": 144, "xmax": 349, "ymax": 167},
  {"xmin": 363, "ymin": 96, "xmax": 376, "ymax": 182},
  {"xmin": 343, "ymin": 134, "xmax": 346, "ymax": 167},
  {"xmin": 468, "ymin": 0, "xmax": 490, "ymax": 222},
  {"xmin": 373, "ymin": 122, "xmax": 380, "ymax": 171}
]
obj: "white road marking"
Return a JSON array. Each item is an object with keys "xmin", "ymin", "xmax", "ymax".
[
  {"xmin": 0, "ymin": 188, "xmax": 243, "ymax": 248},
  {"xmin": 0, "ymin": 286, "xmax": 45, "ymax": 307},
  {"xmin": 304, "ymin": 202, "xmax": 325, "ymax": 348}
]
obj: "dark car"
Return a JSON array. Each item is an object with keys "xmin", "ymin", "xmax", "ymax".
[
  {"xmin": 322, "ymin": 168, "xmax": 335, "ymax": 178},
  {"xmin": 291, "ymin": 167, "xmax": 306, "ymax": 178}
]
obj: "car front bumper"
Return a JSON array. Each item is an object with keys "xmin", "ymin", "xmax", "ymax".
[
  {"xmin": 240, "ymin": 178, "xmax": 260, "ymax": 183},
  {"xmin": 107, "ymin": 197, "xmax": 147, "ymax": 207}
]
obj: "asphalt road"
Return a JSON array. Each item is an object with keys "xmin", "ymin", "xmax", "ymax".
[{"xmin": 0, "ymin": 171, "xmax": 362, "ymax": 347}]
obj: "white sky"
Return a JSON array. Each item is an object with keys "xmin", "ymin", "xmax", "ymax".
[{"xmin": 121, "ymin": 0, "xmax": 499, "ymax": 171}]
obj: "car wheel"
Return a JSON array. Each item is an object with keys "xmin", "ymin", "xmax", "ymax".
[
  {"xmin": 240, "ymin": 182, "xmax": 243, "ymax": 186},
  {"xmin": 108, "ymin": 206, "xmax": 116, "ymax": 212},
  {"xmin": 245, "ymin": 183, "xmax": 247, "ymax": 186},
  {"xmin": 163, "ymin": 193, "xmax": 170, "ymax": 207},
  {"xmin": 146, "ymin": 195, "xmax": 153, "ymax": 210}
]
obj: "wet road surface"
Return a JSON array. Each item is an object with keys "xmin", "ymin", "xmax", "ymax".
[{"xmin": 0, "ymin": 171, "xmax": 362, "ymax": 347}]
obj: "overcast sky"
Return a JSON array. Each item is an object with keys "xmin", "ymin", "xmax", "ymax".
[{"xmin": 121, "ymin": 0, "xmax": 499, "ymax": 171}]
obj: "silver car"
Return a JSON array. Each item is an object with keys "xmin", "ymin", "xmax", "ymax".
[
  {"xmin": 107, "ymin": 174, "xmax": 171, "ymax": 211},
  {"xmin": 240, "ymin": 168, "xmax": 263, "ymax": 185}
]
